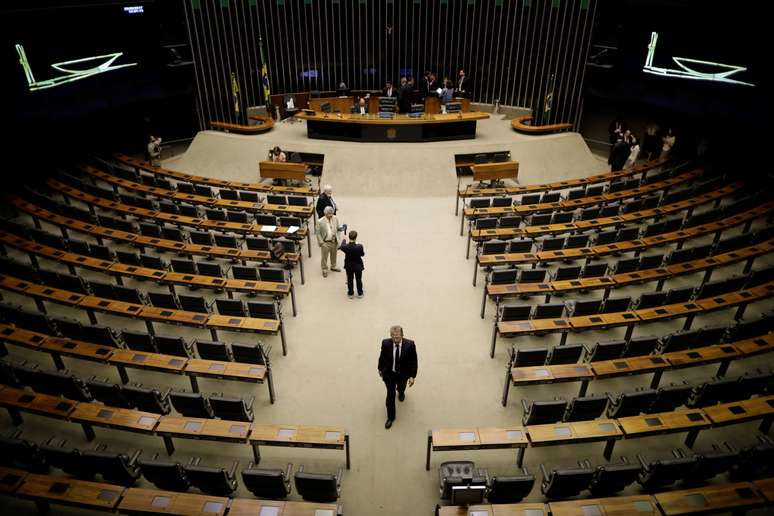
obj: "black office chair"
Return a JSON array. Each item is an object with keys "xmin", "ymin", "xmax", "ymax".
[
  {"xmin": 532, "ymin": 303, "xmax": 564, "ymax": 320},
  {"xmin": 513, "ymin": 346, "xmax": 549, "ymax": 367},
  {"xmin": 588, "ymin": 458, "xmax": 642, "ymax": 496},
  {"xmin": 231, "ymin": 342, "xmax": 269, "ymax": 365},
  {"xmin": 154, "ymin": 335, "xmax": 193, "ymax": 358},
  {"xmin": 209, "ymin": 394, "xmax": 254, "ymax": 422},
  {"xmin": 563, "ymin": 394, "xmax": 608, "ymax": 422},
  {"xmin": 87, "ymin": 377, "xmax": 133, "ymax": 409},
  {"xmin": 294, "ymin": 465, "xmax": 342, "ymax": 502},
  {"xmin": 637, "ymin": 451, "xmax": 698, "ymax": 490},
  {"xmin": 121, "ymin": 331, "xmax": 157, "ymax": 353},
  {"xmin": 178, "ymin": 295, "xmax": 213, "ymax": 314},
  {"xmin": 139, "ymin": 455, "xmax": 191, "ymax": 491},
  {"xmin": 522, "ymin": 399, "xmax": 567, "ymax": 425},
  {"xmin": 241, "ymin": 462, "xmax": 293, "ymax": 499},
  {"xmin": 540, "ymin": 462, "xmax": 594, "ymax": 499},
  {"xmin": 622, "ymin": 335, "xmax": 659, "ymax": 357},
  {"xmin": 584, "ymin": 340, "xmax": 626, "ymax": 362},
  {"xmin": 606, "ymin": 389, "xmax": 658, "ymax": 418},
  {"xmin": 185, "ymin": 459, "xmax": 239, "ymax": 496},
  {"xmin": 194, "ymin": 340, "xmax": 233, "ymax": 362},
  {"xmin": 439, "ymin": 461, "xmax": 478, "ymax": 499},
  {"xmin": 82, "ymin": 448, "xmax": 142, "ymax": 486},
  {"xmin": 0, "ymin": 432, "xmax": 47, "ymax": 473},
  {"xmin": 171, "ymin": 258, "xmax": 198, "ymax": 275},
  {"xmin": 122, "ymin": 384, "xmax": 171, "ymax": 414},
  {"xmin": 216, "ymin": 299, "xmax": 247, "ymax": 318},
  {"xmin": 485, "ymin": 468, "xmax": 535, "ymax": 503},
  {"xmin": 81, "ymin": 325, "xmax": 123, "ymax": 348},
  {"xmin": 546, "ymin": 344, "xmax": 584, "ymax": 365},
  {"xmin": 170, "ymin": 391, "xmax": 214, "ymax": 419}
]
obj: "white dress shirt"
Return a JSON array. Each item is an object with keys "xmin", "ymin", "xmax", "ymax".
[{"xmin": 392, "ymin": 340, "xmax": 402, "ymax": 373}]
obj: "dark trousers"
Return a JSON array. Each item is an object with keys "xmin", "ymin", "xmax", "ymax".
[
  {"xmin": 346, "ymin": 268, "xmax": 363, "ymax": 295},
  {"xmin": 383, "ymin": 373, "xmax": 408, "ymax": 420}
]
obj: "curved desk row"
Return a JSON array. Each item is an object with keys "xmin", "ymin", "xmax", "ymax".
[
  {"xmin": 511, "ymin": 114, "xmax": 573, "ymax": 134},
  {"xmin": 209, "ymin": 115, "xmax": 275, "ymax": 134},
  {"xmin": 295, "ymin": 111, "xmax": 490, "ymax": 142}
]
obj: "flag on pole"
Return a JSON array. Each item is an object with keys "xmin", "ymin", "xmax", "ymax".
[
  {"xmin": 258, "ymin": 38, "xmax": 271, "ymax": 105},
  {"xmin": 541, "ymin": 74, "xmax": 556, "ymax": 125},
  {"xmin": 231, "ymin": 72, "xmax": 240, "ymax": 116}
]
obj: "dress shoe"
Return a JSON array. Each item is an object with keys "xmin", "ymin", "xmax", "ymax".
[
  {"xmin": 357, "ymin": 292, "xmax": 364, "ymax": 298},
  {"xmin": 322, "ymin": 271, "xmax": 328, "ymax": 277},
  {"xmin": 347, "ymin": 294, "xmax": 354, "ymax": 299},
  {"xmin": 385, "ymin": 419, "xmax": 394, "ymax": 429},
  {"xmin": 330, "ymin": 267, "xmax": 342, "ymax": 272},
  {"xmin": 398, "ymin": 392, "xmax": 405, "ymax": 402}
]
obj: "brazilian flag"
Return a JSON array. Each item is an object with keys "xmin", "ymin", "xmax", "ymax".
[
  {"xmin": 259, "ymin": 38, "xmax": 271, "ymax": 105},
  {"xmin": 536, "ymin": 74, "xmax": 556, "ymax": 126},
  {"xmin": 231, "ymin": 72, "xmax": 240, "ymax": 119}
]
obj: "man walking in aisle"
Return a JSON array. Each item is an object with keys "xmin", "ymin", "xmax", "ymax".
[{"xmin": 377, "ymin": 325, "xmax": 418, "ymax": 429}]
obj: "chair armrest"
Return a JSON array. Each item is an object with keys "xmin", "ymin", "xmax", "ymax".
[
  {"xmin": 228, "ymin": 460, "xmax": 239, "ymax": 477},
  {"xmin": 205, "ymin": 299, "xmax": 216, "ymax": 310},
  {"xmin": 636, "ymin": 454, "xmax": 647, "ymax": 467},
  {"xmin": 221, "ymin": 264, "xmax": 231, "ymax": 277},
  {"xmin": 189, "ymin": 456, "xmax": 202, "ymax": 466},
  {"xmin": 297, "ymin": 464, "xmax": 304, "ymax": 473},
  {"xmin": 129, "ymin": 449, "xmax": 142, "ymax": 465},
  {"xmin": 284, "ymin": 462, "xmax": 293, "ymax": 479},
  {"xmin": 539, "ymin": 463, "xmax": 549, "ymax": 479},
  {"xmin": 336, "ymin": 467, "xmax": 344, "ymax": 486},
  {"xmin": 672, "ymin": 448, "xmax": 686, "ymax": 458},
  {"xmin": 245, "ymin": 395, "xmax": 255, "ymax": 406},
  {"xmin": 521, "ymin": 399, "xmax": 530, "ymax": 412}
]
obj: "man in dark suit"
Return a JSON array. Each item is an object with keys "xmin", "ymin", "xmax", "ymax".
[
  {"xmin": 456, "ymin": 69, "xmax": 472, "ymax": 99},
  {"xmin": 377, "ymin": 326, "xmax": 418, "ymax": 429},
  {"xmin": 339, "ymin": 230, "xmax": 365, "ymax": 298},
  {"xmin": 398, "ymin": 77, "xmax": 412, "ymax": 114},
  {"xmin": 382, "ymin": 80, "xmax": 398, "ymax": 98}
]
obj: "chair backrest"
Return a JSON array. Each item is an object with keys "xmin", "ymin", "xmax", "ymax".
[
  {"xmin": 588, "ymin": 462, "xmax": 642, "ymax": 496},
  {"xmin": 564, "ymin": 395, "xmax": 608, "ymax": 422},
  {"xmin": 513, "ymin": 347, "xmax": 549, "ymax": 367},
  {"xmin": 287, "ymin": 196, "xmax": 308, "ymax": 207},
  {"xmin": 585, "ymin": 340, "xmax": 626, "ymax": 362},
  {"xmin": 113, "ymin": 286, "xmax": 144, "ymax": 305},
  {"xmin": 487, "ymin": 474, "xmax": 536, "ymax": 503},
  {"xmin": 232, "ymin": 265, "xmax": 259, "ymax": 281},
  {"xmin": 469, "ymin": 198, "xmax": 490, "ymax": 209},
  {"xmin": 210, "ymin": 395, "xmax": 253, "ymax": 422},
  {"xmin": 551, "ymin": 212, "xmax": 573, "ymax": 224},
  {"xmin": 540, "ymin": 237, "xmax": 564, "ymax": 251},
  {"xmin": 195, "ymin": 185, "xmax": 215, "ymax": 198},
  {"xmin": 688, "ymin": 377, "xmax": 741, "ymax": 408},
  {"xmin": 239, "ymin": 191, "xmax": 260, "ymax": 203},
  {"xmin": 638, "ymin": 456, "xmax": 697, "ymax": 489},
  {"xmin": 139, "ymin": 459, "xmax": 190, "ymax": 491},
  {"xmin": 177, "ymin": 182, "xmax": 195, "ymax": 194},
  {"xmin": 665, "ymin": 286, "xmax": 694, "ymax": 304},
  {"xmin": 178, "ymin": 295, "xmax": 210, "ymax": 314},
  {"xmin": 149, "ymin": 292, "xmax": 179, "ymax": 310},
  {"xmin": 255, "ymin": 214, "xmax": 278, "ymax": 225},
  {"xmin": 607, "ymin": 389, "xmax": 658, "ymax": 418},
  {"xmin": 247, "ymin": 301, "xmax": 278, "ymax": 320},
  {"xmin": 547, "ymin": 344, "xmax": 584, "ymax": 365},
  {"xmin": 189, "ymin": 231, "xmax": 214, "ymax": 246},
  {"xmin": 225, "ymin": 210, "xmax": 250, "ymax": 224},
  {"xmin": 601, "ymin": 296, "xmax": 631, "ymax": 313},
  {"xmin": 593, "ymin": 228, "xmax": 616, "ymax": 244},
  {"xmin": 40, "ymin": 442, "xmax": 86, "ymax": 476},
  {"xmin": 482, "ymin": 241, "xmax": 508, "ymax": 255},
  {"xmin": 541, "ymin": 192, "xmax": 561, "ymax": 204},
  {"xmin": 0, "ymin": 434, "xmax": 47, "ymax": 472},
  {"xmin": 623, "ymin": 335, "xmax": 659, "ymax": 357},
  {"xmin": 170, "ymin": 391, "xmax": 214, "ymax": 418},
  {"xmin": 572, "ymin": 299, "xmax": 602, "ymax": 317},
  {"xmin": 82, "ymin": 449, "xmax": 140, "ymax": 486},
  {"xmin": 140, "ymin": 254, "xmax": 167, "ymax": 270},
  {"xmin": 171, "ymin": 258, "xmax": 198, "ymax": 275},
  {"xmin": 159, "ymin": 201, "xmax": 179, "ymax": 214},
  {"xmin": 241, "ymin": 467, "xmax": 291, "ymax": 499},
  {"xmin": 231, "ymin": 342, "xmax": 267, "ymax": 365},
  {"xmin": 491, "ymin": 197, "xmax": 512, "ymax": 208},
  {"xmin": 87, "ymin": 377, "xmax": 132, "ymax": 408},
  {"xmin": 116, "ymin": 251, "xmax": 141, "ymax": 266},
  {"xmin": 520, "ymin": 194, "xmax": 541, "ymax": 205},
  {"xmin": 219, "ymin": 189, "xmax": 239, "ymax": 201},
  {"xmin": 567, "ymin": 188, "xmax": 585, "ymax": 200},
  {"xmin": 51, "ymin": 316, "xmax": 84, "ymax": 340},
  {"xmin": 533, "ymin": 303, "xmax": 564, "ymax": 320},
  {"xmin": 565, "ymin": 235, "xmax": 589, "ymax": 249},
  {"xmin": 659, "ymin": 329, "xmax": 701, "ymax": 353},
  {"xmin": 185, "ymin": 464, "xmax": 238, "ymax": 496},
  {"xmin": 499, "ymin": 215, "xmax": 522, "ymax": 228},
  {"xmin": 475, "ymin": 218, "xmax": 497, "ymax": 230},
  {"xmin": 582, "ymin": 262, "xmax": 608, "ymax": 278},
  {"xmin": 197, "ymin": 262, "xmax": 223, "ymax": 278},
  {"xmin": 649, "ymin": 384, "xmax": 693, "ymax": 413},
  {"xmin": 542, "ymin": 466, "xmax": 595, "ymax": 499},
  {"xmin": 639, "ymin": 254, "xmax": 664, "ymax": 270},
  {"xmin": 490, "ymin": 269, "xmax": 518, "ymax": 285},
  {"xmin": 81, "ymin": 325, "xmax": 122, "ymax": 347},
  {"xmin": 121, "ymin": 331, "xmax": 157, "ymax": 353},
  {"xmin": 194, "ymin": 339, "xmax": 232, "ymax": 362},
  {"xmin": 509, "ymin": 239, "xmax": 533, "ymax": 253},
  {"xmin": 520, "ymin": 268, "xmax": 547, "ymax": 283},
  {"xmin": 615, "ymin": 258, "xmax": 640, "ymax": 274},
  {"xmin": 214, "ymin": 234, "xmax": 240, "ymax": 249},
  {"xmin": 122, "ymin": 385, "xmax": 171, "ymax": 414},
  {"xmin": 259, "ymin": 268, "xmax": 286, "ymax": 283},
  {"xmin": 523, "ymin": 400, "xmax": 567, "ymax": 425},
  {"xmin": 294, "ymin": 470, "xmax": 340, "ymax": 502},
  {"xmin": 245, "ymin": 236, "xmax": 270, "ymax": 251},
  {"xmin": 154, "ymin": 335, "xmax": 192, "ymax": 358},
  {"xmin": 267, "ymin": 194, "xmax": 288, "ymax": 205},
  {"xmin": 161, "ymin": 226, "xmax": 185, "ymax": 243},
  {"xmin": 637, "ymin": 291, "xmax": 668, "ymax": 310},
  {"xmin": 87, "ymin": 280, "xmax": 116, "ymax": 299},
  {"xmin": 501, "ymin": 305, "xmax": 532, "ymax": 322}
]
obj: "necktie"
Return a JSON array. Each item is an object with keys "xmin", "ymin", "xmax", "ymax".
[{"xmin": 394, "ymin": 344, "xmax": 401, "ymax": 374}]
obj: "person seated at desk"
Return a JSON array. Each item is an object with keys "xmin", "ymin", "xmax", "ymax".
[
  {"xmin": 383, "ymin": 80, "xmax": 398, "ymax": 98},
  {"xmin": 352, "ymin": 97, "xmax": 369, "ymax": 115},
  {"xmin": 269, "ymin": 146, "xmax": 286, "ymax": 162}
]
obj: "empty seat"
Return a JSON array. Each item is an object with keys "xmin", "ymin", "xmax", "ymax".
[
  {"xmin": 154, "ymin": 335, "xmax": 192, "ymax": 358},
  {"xmin": 161, "ymin": 226, "xmax": 186, "ymax": 243},
  {"xmin": 474, "ymin": 218, "xmax": 497, "ymax": 230},
  {"xmin": 563, "ymin": 394, "xmax": 608, "ymax": 422},
  {"xmin": 82, "ymin": 449, "xmax": 142, "ymax": 486},
  {"xmin": 602, "ymin": 296, "xmax": 631, "ymax": 313},
  {"xmin": 509, "ymin": 239, "xmax": 533, "ymax": 253},
  {"xmin": 622, "ymin": 335, "xmax": 659, "ymax": 357},
  {"xmin": 287, "ymin": 196, "xmax": 307, "ymax": 207},
  {"xmin": 551, "ymin": 212, "xmax": 573, "ymax": 224},
  {"xmin": 588, "ymin": 460, "xmax": 642, "ymax": 496},
  {"xmin": 540, "ymin": 237, "xmax": 564, "ymax": 252},
  {"xmin": 568, "ymin": 299, "xmax": 602, "ymax": 317},
  {"xmin": 81, "ymin": 325, "xmax": 122, "ymax": 348},
  {"xmin": 210, "ymin": 395, "xmax": 254, "ymax": 422},
  {"xmin": 171, "ymin": 258, "xmax": 198, "ymax": 275},
  {"xmin": 121, "ymin": 331, "xmax": 157, "ymax": 353},
  {"xmin": 665, "ymin": 286, "xmax": 695, "ymax": 304},
  {"xmin": 185, "ymin": 460, "xmax": 239, "ymax": 496},
  {"xmin": 0, "ymin": 433, "xmax": 47, "ymax": 472},
  {"xmin": 177, "ymin": 182, "xmax": 196, "ymax": 194},
  {"xmin": 140, "ymin": 223, "xmax": 163, "ymax": 238},
  {"xmin": 148, "ymin": 292, "xmax": 179, "ymax": 310},
  {"xmin": 490, "ymin": 269, "xmax": 518, "ymax": 285},
  {"xmin": 205, "ymin": 208, "xmax": 227, "ymax": 221},
  {"xmin": 491, "ymin": 197, "xmax": 512, "ymax": 208},
  {"xmin": 607, "ymin": 389, "xmax": 657, "ymax": 418},
  {"xmin": 170, "ymin": 391, "xmax": 214, "ymax": 418},
  {"xmin": 565, "ymin": 235, "xmax": 589, "ymax": 249},
  {"xmin": 178, "ymin": 295, "xmax": 211, "ymax": 314},
  {"xmin": 216, "ymin": 299, "xmax": 247, "ymax": 318},
  {"xmin": 247, "ymin": 301, "xmax": 278, "ymax": 320},
  {"xmin": 486, "ymin": 470, "xmax": 535, "ymax": 503},
  {"xmin": 541, "ymin": 192, "xmax": 561, "ymax": 204},
  {"xmin": 637, "ymin": 291, "xmax": 668, "ymax": 310},
  {"xmin": 241, "ymin": 463, "xmax": 293, "ymax": 499},
  {"xmin": 232, "ymin": 265, "xmax": 259, "ymax": 281},
  {"xmin": 520, "ymin": 194, "xmax": 541, "ymax": 205},
  {"xmin": 547, "ymin": 344, "xmax": 584, "ymax": 365},
  {"xmin": 231, "ymin": 342, "xmax": 268, "ymax": 365},
  {"xmin": 553, "ymin": 266, "xmax": 582, "ymax": 281},
  {"xmin": 294, "ymin": 466, "xmax": 342, "ymax": 502},
  {"xmin": 255, "ymin": 214, "xmax": 278, "ymax": 226},
  {"xmin": 87, "ymin": 377, "xmax": 132, "ymax": 409},
  {"xmin": 593, "ymin": 229, "xmax": 616, "ymax": 245},
  {"xmin": 112, "ymin": 286, "xmax": 147, "ymax": 305},
  {"xmin": 637, "ymin": 452, "xmax": 698, "ymax": 490},
  {"xmin": 499, "ymin": 215, "xmax": 522, "ymax": 228},
  {"xmin": 659, "ymin": 329, "xmax": 702, "ymax": 353},
  {"xmin": 584, "ymin": 340, "xmax": 626, "ymax": 362},
  {"xmin": 40, "ymin": 439, "xmax": 88, "ymax": 476},
  {"xmin": 140, "ymin": 254, "xmax": 167, "ymax": 270},
  {"xmin": 687, "ymin": 377, "xmax": 741, "ymax": 408},
  {"xmin": 533, "ymin": 303, "xmax": 564, "ymax": 320},
  {"xmin": 522, "ymin": 399, "xmax": 567, "ymax": 425},
  {"xmin": 540, "ymin": 463, "xmax": 594, "ymax": 499},
  {"xmin": 520, "ymin": 268, "xmax": 547, "ymax": 283},
  {"xmin": 639, "ymin": 254, "xmax": 663, "ymax": 270},
  {"xmin": 219, "ymin": 189, "xmax": 239, "ymax": 201},
  {"xmin": 469, "ymin": 198, "xmax": 490, "ymax": 209},
  {"xmin": 513, "ymin": 347, "xmax": 548, "ymax": 367},
  {"xmin": 189, "ymin": 231, "xmax": 214, "ymax": 246},
  {"xmin": 122, "ymin": 384, "xmax": 171, "ymax": 414},
  {"xmin": 194, "ymin": 340, "xmax": 233, "ymax": 362},
  {"xmin": 116, "ymin": 251, "xmax": 142, "ymax": 266},
  {"xmin": 582, "ymin": 262, "xmax": 608, "ymax": 278},
  {"xmin": 197, "ymin": 262, "xmax": 226, "ymax": 278},
  {"xmin": 194, "ymin": 185, "xmax": 215, "ymax": 198},
  {"xmin": 615, "ymin": 258, "xmax": 640, "ymax": 274},
  {"xmin": 214, "ymin": 234, "xmax": 241, "ymax": 249},
  {"xmin": 687, "ymin": 448, "xmax": 740, "ymax": 483},
  {"xmin": 139, "ymin": 457, "xmax": 190, "ymax": 491},
  {"xmin": 481, "ymin": 241, "xmax": 508, "ymax": 255},
  {"xmin": 528, "ymin": 213, "xmax": 552, "ymax": 226},
  {"xmin": 239, "ymin": 191, "xmax": 260, "ymax": 203},
  {"xmin": 649, "ymin": 384, "xmax": 693, "ymax": 413}
]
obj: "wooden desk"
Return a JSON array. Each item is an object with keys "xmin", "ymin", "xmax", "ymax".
[
  {"xmin": 472, "ymin": 162, "xmax": 519, "ymax": 182},
  {"xmin": 702, "ymin": 395, "xmax": 774, "ymax": 433},
  {"xmin": 526, "ymin": 420, "xmax": 622, "ymax": 465},
  {"xmin": 114, "ymin": 153, "xmax": 319, "ymax": 197},
  {"xmin": 0, "ymin": 386, "xmax": 76, "ymax": 425},
  {"xmin": 259, "ymin": 161, "xmax": 307, "ymax": 181},
  {"xmin": 249, "ymin": 424, "xmax": 351, "ymax": 469},
  {"xmin": 438, "ymin": 504, "xmax": 548, "ymax": 516},
  {"xmin": 228, "ymin": 499, "xmax": 341, "ymax": 516},
  {"xmin": 0, "ymin": 467, "xmax": 27, "ymax": 494},
  {"xmin": 654, "ymin": 481, "xmax": 766, "ymax": 515},
  {"xmin": 753, "ymin": 477, "xmax": 774, "ymax": 502},
  {"xmin": 118, "ymin": 487, "xmax": 228, "ymax": 515},
  {"xmin": 69, "ymin": 402, "xmax": 159, "ymax": 441},
  {"xmin": 15, "ymin": 472, "xmax": 125, "ymax": 512},
  {"xmin": 426, "ymin": 427, "xmax": 528, "ymax": 470},
  {"xmin": 155, "ymin": 416, "xmax": 251, "ymax": 455},
  {"xmin": 549, "ymin": 495, "xmax": 658, "ymax": 516},
  {"xmin": 210, "ymin": 116, "xmax": 274, "ymax": 134},
  {"xmin": 296, "ymin": 111, "xmax": 489, "ymax": 142},
  {"xmin": 617, "ymin": 408, "xmax": 710, "ymax": 448}
]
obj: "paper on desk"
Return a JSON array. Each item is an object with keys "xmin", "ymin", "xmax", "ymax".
[
  {"xmin": 287, "ymin": 226, "xmax": 299, "ymax": 234},
  {"xmin": 260, "ymin": 225, "xmax": 277, "ymax": 232}
]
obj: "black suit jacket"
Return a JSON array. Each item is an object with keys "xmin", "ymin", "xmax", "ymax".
[
  {"xmin": 382, "ymin": 87, "xmax": 398, "ymax": 98},
  {"xmin": 338, "ymin": 241, "xmax": 364, "ymax": 271},
  {"xmin": 315, "ymin": 194, "xmax": 336, "ymax": 218},
  {"xmin": 456, "ymin": 76, "xmax": 472, "ymax": 96},
  {"xmin": 378, "ymin": 339, "xmax": 418, "ymax": 379}
]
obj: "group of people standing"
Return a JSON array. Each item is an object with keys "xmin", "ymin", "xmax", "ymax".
[
  {"xmin": 372, "ymin": 69, "xmax": 471, "ymax": 114},
  {"xmin": 608, "ymin": 116, "xmax": 676, "ymax": 172}
]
